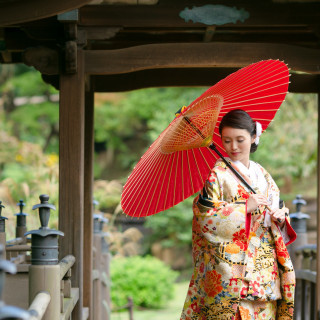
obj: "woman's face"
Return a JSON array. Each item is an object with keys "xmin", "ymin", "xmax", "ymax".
[{"xmin": 221, "ymin": 126, "xmax": 255, "ymax": 167}]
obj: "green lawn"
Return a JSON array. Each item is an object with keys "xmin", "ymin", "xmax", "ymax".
[{"xmin": 111, "ymin": 281, "xmax": 189, "ymax": 320}]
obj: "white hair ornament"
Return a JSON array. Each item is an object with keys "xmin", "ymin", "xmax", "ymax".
[{"xmin": 255, "ymin": 121, "xmax": 262, "ymax": 145}]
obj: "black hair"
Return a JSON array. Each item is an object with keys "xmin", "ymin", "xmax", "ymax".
[{"xmin": 219, "ymin": 109, "xmax": 258, "ymax": 153}]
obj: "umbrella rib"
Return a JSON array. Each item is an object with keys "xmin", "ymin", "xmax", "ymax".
[
  {"xmin": 135, "ymin": 152, "xmax": 168, "ymax": 217},
  {"xmin": 123, "ymin": 147, "xmax": 164, "ymax": 214},
  {"xmin": 202, "ymin": 63, "xmax": 287, "ymax": 102},
  {"xmin": 122, "ymin": 144, "xmax": 161, "ymax": 195},
  {"xmin": 198, "ymin": 148, "xmax": 213, "ymax": 172},
  {"xmin": 206, "ymin": 146, "xmax": 216, "ymax": 157},
  {"xmin": 222, "ymin": 61, "xmax": 286, "ymax": 91},
  {"xmin": 188, "ymin": 60, "xmax": 281, "ymax": 110},
  {"xmin": 154, "ymin": 153, "xmax": 173, "ymax": 213},
  {"xmin": 181, "ymin": 151, "xmax": 184, "ymax": 200},
  {"xmin": 187, "ymin": 150, "xmax": 195, "ymax": 194},
  {"xmin": 164, "ymin": 151, "xmax": 177, "ymax": 211},
  {"xmin": 191, "ymin": 148, "xmax": 205, "ymax": 186},
  {"xmin": 221, "ymin": 100, "xmax": 286, "ymax": 111},
  {"xmin": 211, "ymin": 135, "xmax": 227, "ymax": 154},
  {"xmin": 173, "ymin": 151, "xmax": 181, "ymax": 206},
  {"xmin": 223, "ymin": 87, "xmax": 288, "ymax": 105},
  {"xmin": 221, "ymin": 72, "xmax": 289, "ymax": 101},
  {"xmin": 251, "ymin": 118, "xmax": 275, "ymax": 122},
  {"xmin": 223, "ymin": 92, "xmax": 288, "ymax": 106},
  {"xmin": 144, "ymin": 152, "xmax": 172, "ymax": 215},
  {"xmin": 220, "ymin": 108, "xmax": 280, "ymax": 114}
]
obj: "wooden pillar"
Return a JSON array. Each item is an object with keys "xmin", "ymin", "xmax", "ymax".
[
  {"xmin": 83, "ymin": 88, "xmax": 94, "ymax": 319},
  {"xmin": 317, "ymin": 92, "xmax": 320, "ymax": 318},
  {"xmin": 59, "ymin": 49, "xmax": 85, "ymax": 319}
]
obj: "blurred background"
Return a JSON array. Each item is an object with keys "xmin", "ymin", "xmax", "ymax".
[{"xmin": 0, "ymin": 64, "xmax": 317, "ymax": 319}]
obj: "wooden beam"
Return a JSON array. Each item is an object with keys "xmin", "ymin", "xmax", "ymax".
[
  {"xmin": 0, "ymin": 0, "xmax": 92, "ymax": 26},
  {"xmin": 42, "ymin": 68, "xmax": 319, "ymax": 93},
  {"xmin": 23, "ymin": 46, "xmax": 60, "ymax": 75},
  {"xmin": 91, "ymin": 68, "xmax": 231, "ymax": 91},
  {"xmin": 92, "ymin": 70, "xmax": 320, "ymax": 93},
  {"xmin": 289, "ymin": 73, "xmax": 320, "ymax": 93},
  {"xmin": 84, "ymin": 43, "xmax": 320, "ymax": 75},
  {"xmin": 79, "ymin": 2, "xmax": 320, "ymax": 27},
  {"xmin": 83, "ymin": 89, "xmax": 94, "ymax": 319},
  {"xmin": 59, "ymin": 49, "xmax": 85, "ymax": 319}
]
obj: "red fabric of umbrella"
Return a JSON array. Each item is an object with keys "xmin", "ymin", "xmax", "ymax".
[{"xmin": 121, "ymin": 60, "xmax": 290, "ymax": 217}]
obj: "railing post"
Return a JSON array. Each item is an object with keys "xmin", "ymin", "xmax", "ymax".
[
  {"xmin": 15, "ymin": 200, "xmax": 28, "ymax": 244},
  {"xmin": 93, "ymin": 215, "xmax": 102, "ymax": 320},
  {"xmin": 26, "ymin": 194, "xmax": 64, "ymax": 320},
  {"xmin": 0, "ymin": 244, "xmax": 30, "ymax": 319},
  {"xmin": 0, "ymin": 202, "xmax": 8, "ymax": 249},
  {"xmin": 289, "ymin": 195, "xmax": 309, "ymax": 320},
  {"xmin": 100, "ymin": 222, "xmax": 111, "ymax": 320},
  {"xmin": 93, "ymin": 200, "xmax": 110, "ymax": 320},
  {"xmin": 289, "ymin": 195, "xmax": 309, "ymax": 270}
]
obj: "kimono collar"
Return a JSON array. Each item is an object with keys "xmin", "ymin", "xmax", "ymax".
[{"xmin": 228, "ymin": 159, "xmax": 253, "ymax": 186}]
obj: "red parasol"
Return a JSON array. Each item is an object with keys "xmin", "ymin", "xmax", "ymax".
[{"xmin": 121, "ymin": 60, "xmax": 290, "ymax": 217}]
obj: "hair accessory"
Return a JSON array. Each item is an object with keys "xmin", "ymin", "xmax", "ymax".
[{"xmin": 255, "ymin": 121, "xmax": 262, "ymax": 145}]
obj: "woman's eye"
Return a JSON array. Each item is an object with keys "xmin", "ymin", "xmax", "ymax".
[
  {"xmin": 224, "ymin": 140, "xmax": 230, "ymax": 144},
  {"xmin": 238, "ymin": 140, "xmax": 244, "ymax": 143}
]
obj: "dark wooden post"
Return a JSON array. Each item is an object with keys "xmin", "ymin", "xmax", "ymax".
[
  {"xmin": 59, "ymin": 48, "xmax": 85, "ymax": 319},
  {"xmin": 93, "ymin": 232, "xmax": 102, "ymax": 320},
  {"xmin": 83, "ymin": 88, "xmax": 94, "ymax": 319},
  {"xmin": 317, "ymin": 91, "xmax": 320, "ymax": 318}
]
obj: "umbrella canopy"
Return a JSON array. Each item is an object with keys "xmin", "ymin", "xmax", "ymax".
[{"xmin": 121, "ymin": 60, "xmax": 290, "ymax": 217}]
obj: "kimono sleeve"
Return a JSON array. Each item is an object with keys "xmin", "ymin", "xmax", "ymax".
[
  {"xmin": 264, "ymin": 169, "xmax": 296, "ymax": 245},
  {"xmin": 194, "ymin": 170, "xmax": 248, "ymax": 241}
]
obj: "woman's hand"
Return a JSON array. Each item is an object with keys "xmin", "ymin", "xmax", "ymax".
[
  {"xmin": 269, "ymin": 207, "xmax": 289, "ymax": 228},
  {"xmin": 246, "ymin": 194, "xmax": 270, "ymax": 213}
]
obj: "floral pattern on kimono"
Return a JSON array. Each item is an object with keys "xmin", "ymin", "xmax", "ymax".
[{"xmin": 180, "ymin": 160, "xmax": 296, "ymax": 320}]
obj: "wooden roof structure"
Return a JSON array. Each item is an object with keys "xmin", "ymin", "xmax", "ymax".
[
  {"xmin": 1, "ymin": 0, "xmax": 320, "ymax": 92},
  {"xmin": 1, "ymin": 0, "xmax": 320, "ymax": 318}
]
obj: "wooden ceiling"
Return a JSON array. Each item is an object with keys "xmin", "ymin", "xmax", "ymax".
[{"xmin": 1, "ymin": 0, "xmax": 320, "ymax": 92}]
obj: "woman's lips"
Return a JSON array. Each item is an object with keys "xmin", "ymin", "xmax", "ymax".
[{"xmin": 231, "ymin": 152, "xmax": 240, "ymax": 156}]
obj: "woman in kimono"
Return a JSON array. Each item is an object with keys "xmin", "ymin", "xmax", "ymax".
[{"xmin": 181, "ymin": 109, "xmax": 296, "ymax": 320}]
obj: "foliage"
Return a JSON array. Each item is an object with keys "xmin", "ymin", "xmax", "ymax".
[
  {"xmin": 0, "ymin": 65, "xmax": 60, "ymax": 235},
  {"xmin": 0, "ymin": 130, "xmax": 59, "ymax": 235},
  {"xmin": 8, "ymin": 102, "xmax": 59, "ymax": 153},
  {"xmin": 251, "ymin": 93, "xmax": 317, "ymax": 188},
  {"xmin": 111, "ymin": 281, "xmax": 190, "ymax": 320},
  {"xmin": 111, "ymin": 255, "xmax": 178, "ymax": 309},
  {"xmin": 144, "ymin": 197, "xmax": 194, "ymax": 249},
  {"xmin": 0, "ymin": 67, "xmax": 58, "ymax": 96},
  {"xmin": 0, "ymin": 65, "xmax": 59, "ymax": 153},
  {"xmin": 94, "ymin": 88, "xmax": 206, "ymax": 171},
  {"xmin": 94, "ymin": 179, "xmax": 123, "ymax": 212},
  {"xmin": 107, "ymin": 227, "xmax": 143, "ymax": 257}
]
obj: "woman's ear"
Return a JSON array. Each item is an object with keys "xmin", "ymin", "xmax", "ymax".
[{"xmin": 251, "ymin": 135, "xmax": 256, "ymax": 144}]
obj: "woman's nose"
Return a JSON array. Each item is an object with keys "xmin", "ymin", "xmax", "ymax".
[{"xmin": 231, "ymin": 142, "xmax": 237, "ymax": 150}]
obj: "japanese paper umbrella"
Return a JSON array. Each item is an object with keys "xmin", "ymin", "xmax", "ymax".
[{"xmin": 121, "ymin": 60, "xmax": 290, "ymax": 217}]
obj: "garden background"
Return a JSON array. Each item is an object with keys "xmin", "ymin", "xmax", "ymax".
[{"xmin": 0, "ymin": 64, "xmax": 317, "ymax": 319}]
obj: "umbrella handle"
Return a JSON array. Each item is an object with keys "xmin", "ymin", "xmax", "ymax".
[
  {"xmin": 209, "ymin": 144, "xmax": 256, "ymax": 193},
  {"xmin": 265, "ymin": 205, "xmax": 284, "ymax": 223},
  {"xmin": 266, "ymin": 205, "xmax": 272, "ymax": 212}
]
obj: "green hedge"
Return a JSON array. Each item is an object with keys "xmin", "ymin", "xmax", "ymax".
[{"xmin": 111, "ymin": 255, "xmax": 178, "ymax": 309}]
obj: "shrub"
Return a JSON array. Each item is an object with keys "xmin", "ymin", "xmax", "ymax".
[{"xmin": 111, "ymin": 255, "xmax": 178, "ymax": 309}]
